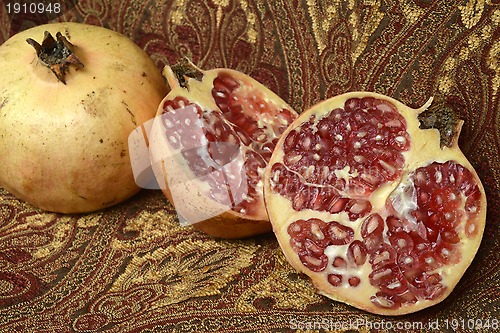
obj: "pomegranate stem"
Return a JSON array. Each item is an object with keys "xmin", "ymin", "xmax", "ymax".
[
  {"xmin": 26, "ymin": 31, "xmax": 84, "ymax": 84},
  {"xmin": 418, "ymin": 100, "xmax": 461, "ymax": 148},
  {"xmin": 170, "ymin": 57, "xmax": 204, "ymax": 89}
]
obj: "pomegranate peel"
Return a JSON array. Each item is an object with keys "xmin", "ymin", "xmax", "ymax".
[
  {"xmin": 149, "ymin": 58, "xmax": 298, "ymax": 238},
  {"xmin": 264, "ymin": 91, "xmax": 486, "ymax": 315}
]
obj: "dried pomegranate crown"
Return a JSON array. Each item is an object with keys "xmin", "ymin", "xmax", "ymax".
[{"xmin": 27, "ymin": 31, "xmax": 84, "ymax": 84}]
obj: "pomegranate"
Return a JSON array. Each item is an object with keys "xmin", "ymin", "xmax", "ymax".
[
  {"xmin": 0, "ymin": 23, "xmax": 167, "ymax": 213},
  {"xmin": 264, "ymin": 92, "xmax": 486, "ymax": 315},
  {"xmin": 148, "ymin": 58, "xmax": 298, "ymax": 238}
]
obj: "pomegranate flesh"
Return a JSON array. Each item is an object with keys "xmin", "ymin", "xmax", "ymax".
[
  {"xmin": 264, "ymin": 92, "xmax": 486, "ymax": 315},
  {"xmin": 149, "ymin": 58, "xmax": 298, "ymax": 238}
]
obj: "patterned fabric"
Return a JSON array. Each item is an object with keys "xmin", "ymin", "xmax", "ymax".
[{"xmin": 1, "ymin": 1, "xmax": 499, "ymax": 332}]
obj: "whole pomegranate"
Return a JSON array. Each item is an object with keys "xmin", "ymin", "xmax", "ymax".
[
  {"xmin": 0, "ymin": 23, "xmax": 167, "ymax": 213},
  {"xmin": 264, "ymin": 92, "xmax": 486, "ymax": 315},
  {"xmin": 149, "ymin": 58, "xmax": 298, "ymax": 238}
]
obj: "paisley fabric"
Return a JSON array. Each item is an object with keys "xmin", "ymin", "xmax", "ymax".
[{"xmin": 0, "ymin": 1, "xmax": 499, "ymax": 332}]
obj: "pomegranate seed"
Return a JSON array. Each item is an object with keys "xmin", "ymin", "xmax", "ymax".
[
  {"xmin": 440, "ymin": 229, "xmax": 460, "ymax": 244},
  {"xmin": 369, "ymin": 244, "xmax": 397, "ymax": 269},
  {"xmin": 292, "ymin": 192, "xmax": 307, "ymax": 210},
  {"xmin": 410, "ymin": 272, "xmax": 447, "ymax": 300},
  {"xmin": 361, "ymin": 214, "xmax": 384, "ymax": 238},
  {"xmin": 348, "ymin": 276, "xmax": 361, "ymax": 287},
  {"xmin": 328, "ymin": 274, "xmax": 343, "ymax": 287},
  {"xmin": 423, "ymin": 283, "xmax": 447, "ymax": 300},
  {"xmin": 326, "ymin": 222, "xmax": 354, "ymax": 245},
  {"xmin": 346, "ymin": 199, "xmax": 372, "ymax": 220},
  {"xmin": 332, "ymin": 256, "xmax": 347, "ymax": 268},
  {"xmin": 304, "ymin": 239, "xmax": 324, "ymax": 255},
  {"xmin": 213, "ymin": 72, "xmax": 239, "ymax": 93},
  {"xmin": 378, "ymin": 268, "xmax": 408, "ymax": 295},
  {"xmin": 370, "ymin": 292, "xmax": 401, "ymax": 309},
  {"xmin": 289, "ymin": 238, "xmax": 303, "ymax": 252},
  {"xmin": 361, "ymin": 96, "xmax": 376, "ymax": 109},
  {"xmin": 388, "ymin": 232, "xmax": 414, "ymax": 253},
  {"xmin": 346, "ymin": 240, "xmax": 367, "ymax": 266},
  {"xmin": 434, "ymin": 241, "xmax": 461, "ymax": 265},
  {"xmin": 465, "ymin": 219, "xmax": 479, "ymax": 238},
  {"xmin": 363, "ymin": 234, "xmax": 384, "ymax": 252},
  {"xmin": 299, "ymin": 253, "xmax": 328, "ymax": 272},
  {"xmin": 397, "ymin": 251, "xmax": 420, "ymax": 271},
  {"xmin": 419, "ymin": 251, "xmax": 440, "ymax": 271},
  {"xmin": 465, "ymin": 190, "xmax": 481, "ymax": 216},
  {"xmin": 369, "ymin": 265, "xmax": 394, "ymax": 287},
  {"xmin": 398, "ymin": 290, "xmax": 418, "ymax": 304},
  {"xmin": 287, "ymin": 221, "xmax": 302, "ymax": 238},
  {"xmin": 345, "ymin": 98, "xmax": 361, "ymax": 112},
  {"xmin": 327, "ymin": 197, "xmax": 349, "ymax": 214},
  {"xmin": 386, "ymin": 215, "xmax": 405, "ymax": 233}
]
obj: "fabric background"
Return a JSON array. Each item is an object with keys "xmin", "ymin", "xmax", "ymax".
[{"xmin": 0, "ymin": 0, "xmax": 499, "ymax": 332}]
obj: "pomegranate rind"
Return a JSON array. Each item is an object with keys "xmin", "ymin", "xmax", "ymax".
[
  {"xmin": 149, "ymin": 62, "xmax": 298, "ymax": 238},
  {"xmin": 153, "ymin": 157, "xmax": 272, "ymax": 239},
  {"xmin": 264, "ymin": 91, "xmax": 486, "ymax": 315}
]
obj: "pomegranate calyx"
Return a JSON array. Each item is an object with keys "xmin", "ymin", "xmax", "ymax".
[
  {"xmin": 26, "ymin": 31, "xmax": 84, "ymax": 84},
  {"xmin": 170, "ymin": 57, "xmax": 204, "ymax": 89},
  {"xmin": 418, "ymin": 100, "xmax": 461, "ymax": 148}
]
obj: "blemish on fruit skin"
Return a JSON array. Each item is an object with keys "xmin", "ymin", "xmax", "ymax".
[
  {"xmin": 0, "ymin": 98, "xmax": 8, "ymax": 109},
  {"xmin": 121, "ymin": 100, "xmax": 137, "ymax": 126},
  {"xmin": 120, "ymin": 150, "xmax": 126, "ymax": 157},
  {"xmin": 113, "ymin": 63, "xmax": 125, "ymax": 72}
]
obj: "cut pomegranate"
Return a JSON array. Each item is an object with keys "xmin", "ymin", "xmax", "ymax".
[
  {"xmin": 149, "ymin": 58, "xmax": 298, "ymax": 238},
  {"xmin": 264, "ymin": 92, "xmax": 486, "ymax": 315}
]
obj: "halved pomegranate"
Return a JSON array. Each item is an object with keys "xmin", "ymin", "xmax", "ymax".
[
  {"xmin": 264, "ymin": 92, "xmax": 486, "ymax": 315},
  {"xmin": 149, "ymin": 58, "xmax": 298, "ymax": 238}
]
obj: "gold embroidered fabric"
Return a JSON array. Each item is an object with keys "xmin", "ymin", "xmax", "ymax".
[{"xmin": 1, "ymin": 1, "xmax": 498, "ymax": 332}]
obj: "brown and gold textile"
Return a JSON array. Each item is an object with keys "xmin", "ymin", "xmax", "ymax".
[{"xmin": 0, "ymin": 1, "xmax": 499, "ymax": 332}]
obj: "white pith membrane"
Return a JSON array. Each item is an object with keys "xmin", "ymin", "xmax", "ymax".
[
  {"xmin": 263, "ymin": 92, "xmax": 486, "ymax": 315},
  {"xmin": 149, "ymin": 65, "xmax": 297, "ymax": 226}
]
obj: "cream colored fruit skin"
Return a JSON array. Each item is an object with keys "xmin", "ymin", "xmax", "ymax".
[
  {"xmin": 0, "ymin": 23, "xmax": 168, "ymax": 213},
  {"xmin": 264, "ymin": 91, "xmax": 486, "ymax": 315}
]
